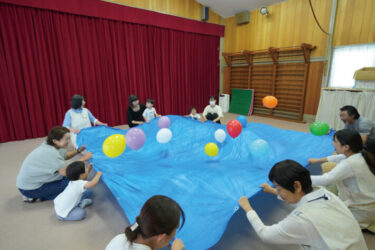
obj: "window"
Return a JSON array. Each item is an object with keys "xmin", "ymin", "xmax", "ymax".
[{"xmin": 329, "ymin": 43, "xmax": 375, "ymax": 88}]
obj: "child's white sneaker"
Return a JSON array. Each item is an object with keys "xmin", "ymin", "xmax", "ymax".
[
  {"xmin": 22, "ymin": 196, "xmax": 37, "ymax": 203},
  {"xmin": 79, "ymin": 198, "xmax": 92, "ymax": 208}
]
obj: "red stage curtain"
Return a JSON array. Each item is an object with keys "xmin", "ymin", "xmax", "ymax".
[{"xmin": 0, "ymin": 3, "xmax": 220, "ymax": 142}]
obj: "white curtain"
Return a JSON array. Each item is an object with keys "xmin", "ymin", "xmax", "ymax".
[
  {"xmin": 316, "ymin": 89, "xmax": 375, "ymax": 130},
  {"xmin": 329, "ymin": 44, "xmax": 375, "ymax": 88}
]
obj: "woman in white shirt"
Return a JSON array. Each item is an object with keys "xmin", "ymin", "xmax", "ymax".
[
  {"xmin": 309, "ymin": 129, "xmax": 375, "ymax": 231},
  {"xmin": 238, "ymin": 160, "xmax": 367, "ymax": 250},
  {"xmin": 106, "ymin": 195, "xmax": 185, "ymax": 250},
  {"xmin": 202, "ymin": 96, "xmax": 223, "ymax": 124}
]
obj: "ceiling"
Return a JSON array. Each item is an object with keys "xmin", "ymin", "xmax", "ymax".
[{"xmin": 196, "ymin": 0, "xmax": 287, "ymax": 18}]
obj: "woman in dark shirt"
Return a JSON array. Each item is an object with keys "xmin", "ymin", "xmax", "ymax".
[{"xmin": 127, "ymin": 94, "xmax": 146, "ymax": 128}]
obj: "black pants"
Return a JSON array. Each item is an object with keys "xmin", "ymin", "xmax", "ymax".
[{"xmin": 206, "ymin": 113, "xmax": 221, "ymax": 124}]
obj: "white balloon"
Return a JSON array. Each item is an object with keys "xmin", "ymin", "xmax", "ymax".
[
  {"xmin": 156, "ymin": 128, "xmax": 172, "ymax": 144},
  {"xmin": 214, "ymin": 129, "xmax": 226, "ymax": 143}
]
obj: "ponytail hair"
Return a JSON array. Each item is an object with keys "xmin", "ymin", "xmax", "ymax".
[
  {"xmin": 124, "ymin": 195, "xmax": 185, "ymax": 243},
  {"xmin": 362, "ymin": 138, "xmax": 375, "ymax": 176},
  {"xmin": 124, "ymin": 217, "xmax": 142, "ymax": 242}
]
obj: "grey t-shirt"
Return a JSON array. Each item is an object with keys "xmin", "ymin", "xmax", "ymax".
[
  {"xmin": 344, "ymin": 117, "xmax": 375, "ymax": 137},
  {"xmin": 16, "ymin": 142, "xmax": 67, "ymax": 190}
]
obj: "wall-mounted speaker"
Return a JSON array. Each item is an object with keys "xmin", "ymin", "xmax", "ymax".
[
  {"xmin": 201, "ymin": 6, "xmax": 209, "ymax": 21},
  {"xmin": 235, "ymin": 11, "xmax": 250, "ymax": 25}
]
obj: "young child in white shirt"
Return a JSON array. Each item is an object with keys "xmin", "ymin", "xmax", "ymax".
[
  {"xmin": 189, "ymin": 107, "xmax": 201, "ymax": 120},
  {"xmin": 142, "ymin": 99, "xmax": 160, "ymax": 123},
  {"xmin": 54, "ymin": 161, "xmax": 102, "ymax": 221}
]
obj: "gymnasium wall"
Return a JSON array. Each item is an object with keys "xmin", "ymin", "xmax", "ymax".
[
  {"xmin": 333, "ymin": 0, "xmax": 375, "ymax": 46},
  {"xmin": 105, "ymin": 0, "xmax": 223, "ymax": 25},
  {"xmin": 222, "ymin": 0, "xmax": 375, "ymax": 115}
]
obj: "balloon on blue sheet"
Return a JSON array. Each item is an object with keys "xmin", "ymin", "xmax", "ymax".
[
  {"xmin": 156, "ymin": 128, "xmax": 172, "ymax": 143},
  {"xmin": 77, "ymin": 116, "xmax": 334, "ymax": 250},
  {"xmin": 102, "ymin": 134, "xmax": 126, "ymax": 158},
  {"xmin": 205, "ymin": 142, "xmax": 219, "ymax": 157},
  {"xmin": 125, "ymin": 128, "xmax": 146, "ymax": 150},
  {"xmin": 158, "ymin": 116, "xmax": 171, "ymax": 129},
  {"xmin": 214, "ymin": 129, "xmax": 226, "ymax": 143},
  {"xmin": 236, "ymin": 115, "xmax": 248, "ymax": 128},
  {"xmin": 250, "ymin": 139, "xmax": 270, "ymax": 157},
  {"xmin": 310, "ymin": 121, "xmax": 330, "ymax": 136}
]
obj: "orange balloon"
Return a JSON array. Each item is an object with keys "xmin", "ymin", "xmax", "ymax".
[{"xmin": 262, "ymin": 96, "xmax": 278, "ymax": 109}]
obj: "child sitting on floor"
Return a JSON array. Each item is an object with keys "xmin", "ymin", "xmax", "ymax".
[
  {"xmin": 54, "ymin": 161, "xmax": 102, "ymax": 221},
  {"xmin": 189, "ymin": 106, "xmax": 201, "ymax": 120},
  {"xmin": 143, "ymin": 98, "xmax": 160, "ymax": 123}
]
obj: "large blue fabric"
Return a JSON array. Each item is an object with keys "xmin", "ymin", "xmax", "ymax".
[{"xmin": 77, "ymin": 115, "xmax": 334, "ymax": 249}]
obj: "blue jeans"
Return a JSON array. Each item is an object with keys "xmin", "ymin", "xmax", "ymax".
[
  {"xmin": 19, "ymin": 177, "xmax": 69, "ymax": 201},
  {"xmin": 57, "ymin": 189, "xmax": 92, "ymax": 221}
]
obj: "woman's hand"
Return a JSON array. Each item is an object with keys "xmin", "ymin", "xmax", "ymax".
[
  {"xmin": 307, "ymin": 158, "xmax": 318, "ymax": 164},
  {"xmin": 73, "ymin": 129, "xmax": 80, "ymax": 134},
  {"xmin": 77, "ymin": 145, "xmax": 86, "ymax": 153},
  {"xmin": 238, "ymin": 196, "xmax": 253, "ymax": 213},
  {"xmin": 81, "ymin": 152, "xmax": 92, "ymax": 162},
  {"xmin": 171, "ymin": 239, "xmax": 184, "ymax": 250},
  {"xmin": 260, "ymin": 183, "xmax": 277, "ymax": 195}
]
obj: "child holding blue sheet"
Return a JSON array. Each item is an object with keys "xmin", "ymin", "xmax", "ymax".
[
  {"xmin": 54, "ymin": 161, "xmax": 102, "ymax": 221},
  {"xmin": 143, "ymin": 98, "xmax": 160, "ymax": 123},
  {"xmin": 189, "ymin": 106, "xmax": 201, "ymax": 120}
]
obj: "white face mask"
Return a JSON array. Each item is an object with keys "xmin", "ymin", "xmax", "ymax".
[{"xmin": 209, "ymin": 101, "xmax": 215, "ymax": 106}]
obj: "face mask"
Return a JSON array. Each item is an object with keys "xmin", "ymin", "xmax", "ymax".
[{"xmin": 210, "ymin": 101, "xmax": 215, "ymax": 106}]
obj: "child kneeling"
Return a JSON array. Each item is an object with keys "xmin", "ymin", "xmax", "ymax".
[{"xmin": 54, "ymin": 161, "xmax": 102, "ymax": 221}]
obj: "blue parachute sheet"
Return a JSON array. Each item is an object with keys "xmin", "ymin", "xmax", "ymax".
[{"xmin": 77, "ymin": 115, "xmax": 334, "ymax": 250}]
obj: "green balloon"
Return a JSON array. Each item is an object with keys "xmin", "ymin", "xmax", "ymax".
[{"xmin": 310, "ymin": 121, "xmax": 330, "ymax": 136}]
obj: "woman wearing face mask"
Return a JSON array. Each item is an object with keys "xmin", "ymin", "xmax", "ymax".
[
  {"xmin": 310, "ymin": 129, "xmax": 375, "ymax": 231},
  {"xmin": 127, "ymin": 94, "xmax": 146, "ymax": 128},
  {"xmin": 16, "ymin": 126, "xmax": 92, "ymax": 202},
  {"xmin": 238, "ymin": 160, "xmax": 367, "ymax": 249},
  {"xmin": 106, "ymin": 195, "xmax": 185, "ymax": 250},
  {"xmin": 202, "ymin": 96, "xmax": 223, "ymax": 124}
]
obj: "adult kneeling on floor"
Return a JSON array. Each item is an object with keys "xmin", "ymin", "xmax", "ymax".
[
  {"xmin": 16, "ymin": 126, "xmax": 92, "ymax": 202},
  {"xmin": 238, "ymin": 160, "xmax": 367, "ymax": 249}
]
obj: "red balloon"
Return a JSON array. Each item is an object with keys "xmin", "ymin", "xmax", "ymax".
[{"xmin": 227, "ymin": 120, "xmax": 242, "ymax": 138}]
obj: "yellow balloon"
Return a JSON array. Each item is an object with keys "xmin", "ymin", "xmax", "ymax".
[
  {"xmin": 205, "ymin": 142, "xmax": 219, "ymax": 157},
  {"xmin": 103, "ymin": 134, "xmax": 126, "ymax": 158}
]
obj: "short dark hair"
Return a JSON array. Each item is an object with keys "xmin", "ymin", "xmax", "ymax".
[
  {"xmin": 66, "ymin": 161, "xmax": 86, "ymax": 181},
  {"xmin": 340, "ymin": 105, "xmax": 360, "ymax": 119},
  {"xmin": 209, "ymin": 96, "xmax": 216, "ymax": 100},
  {"xmin": 334, "ymin": 129, "xmax": 363, "ymax": 153},
  {"xmin": 125, "ymin": 195, "xmax": 185, "ymax": 243},
  {"xmin": 71, "ymin": 95, "xmax": 84, "ymax": 109},
  {"xmin": 46, "ymin": 126, "xmax": 70, "ymax": 146},
  {"xmin": 129, "ymin": 94, "xmax": 139, "ymax": 107},
  {"xmin": 146, "ymin": 99, "xmax": 154, "ymax": 105},
  {"xmin": 190, "ymin": 106, "xmax": 197, "ymax": 113},
  {"xmin": 269, "ymin": 160, "xmax": 313, "ymax": 194}
]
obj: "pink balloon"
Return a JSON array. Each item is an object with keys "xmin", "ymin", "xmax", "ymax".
[
  {"xmin": 125, "ymin": 128, "xmax": 146, "ymax": 150},
  {"xmin": 158, "ymin": 116, "xmax": 171, "ymax": 129}
]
